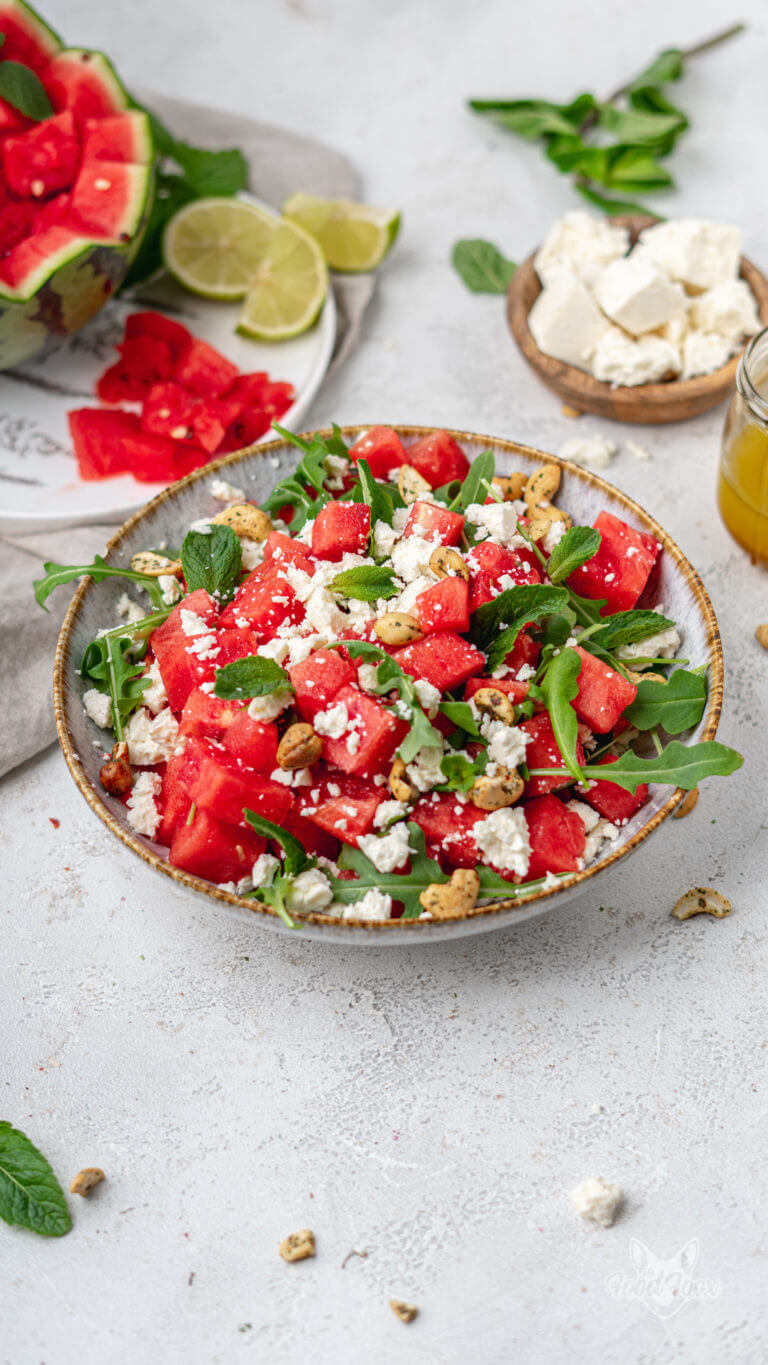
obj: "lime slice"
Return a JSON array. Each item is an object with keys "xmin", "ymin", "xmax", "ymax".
[
  {"xmin": 282, "ymin": 192, "xmax": 401, "ymax": 272},
  {"xmin": 163, "ymin": 198, "xmax": 277, "ymax": 300},
  {"xmin": 237, "ymin": 220, "xmax": 328, "ymax": 341}
]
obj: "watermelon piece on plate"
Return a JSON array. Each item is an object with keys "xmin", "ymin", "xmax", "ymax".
[
  {"xmin": 581, "ymin": 755, "xmax": 650, "ymax": 826},
  {"xmin": 403, "ymin": 499, "xmax": 465, "ymax": 546},
  {"xmin": 410, "ymin": 793, "xmax": 485, "ymax": 868},
  {"xmin": 311, "ymin": 501, "xmax": 371, "ymax": 560},
  {"xmin": 572, "ymin": 646, "xmax": 637, "ymax": 734},
  {"xmin": 221, "ymin": 712, "xmax": 279, "ymax": 772},
  {"xmin": 520, "ymin": 712, "xmax": 585, "ymax": 797},
  {"xmin": 467, "ymin": 541, "xmax": 541, "ymax": 613},
  {"xmin": 218, "ymin": 566, "xmax": 304, "ymax": 639},
  {"xmin": 187, "ymin": 743, "xmax": 294, "ymax": 829},
  {"xmin": 394, "ymin": 631, "xmax": 486, "ymax": 692},
  {"xmin": 524, "ymin": 795, "xmax": 586, "ymax": 880},
  {"xmin": 68, "ymin": 408, "xmax": 202, "ymax": 483},
  {"xmin": 289, "ymin": 647, "xmax": 356, "ymax": 722},
  {"xmin": 44, "ymin": 47, "xmax": 129, "ymax": 122},
  {"xmin": 173, "ymin": 335, "xmax": 239, "ymax": 397},
  {"xmin": 178, "ymin": 688, "xmax": 241, "ymax": 741},
  {"xmin": 318, "ymin": 683, "xmax": 406, "ymax": 777},
  {"xmin": 298, "ymin": 771, "xmax": 387, "ymax": 845},
  {"xmin": 569, "ymin": 511, "xmax": 661, "ymax": 616},
  {"xmin": 169, "ymin": 806, "xmax": 267, "ymax": 883},
  {"xmin": 348, "ymin": 426, "xmax": 407, "ymax": 479},
  {"xmin": 415, "ymin": 576, "xmax": 470, "ymax": 634},
  {"xmin": 405, "ymin": 430, "xmax": 470, "ymax": 488}
]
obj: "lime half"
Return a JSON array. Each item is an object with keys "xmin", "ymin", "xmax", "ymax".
[
  {"xmin": 237, "ymin": 219, "xmax": 327, "ymax": 341},
  {"xmin": 282, "ymin": 192, "xmax": 401, "ymax": 272},
  {"xmin": 163, "ymin": 198, "xmax": 277, "ymax": 300}
]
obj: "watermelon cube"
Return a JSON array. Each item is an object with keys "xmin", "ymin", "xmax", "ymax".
[
  {"xmin": 464, "ymin": 675, "xmax": 530, "ymax": 706},
  {"xmin": 415, "ymin": 576, "xmax": 470, "ymax": 634},
  {"xmin": 263, "ymin": 530, "xmax": 315, "ymax": 572},
  {"xmin": 299, "ymin": 771, "xmax": 388, "ymax": 845},
  {"xmin": 179, "ymin": 688, "xmax": 241, "ymax": 740},
  {"xmin": 169, "ymin": 807, "xmax": 267, "ymax": 883},
  {"xmin": 188, "ymin": 745, "xmax": 294, "ymax": 828},
  {"xmin": 520, "ymin": 712, "xmax": 585, "ymax": 797},
  {"xmin": 318, "ymin": 684, "xmax": 405, "ymax": 776},
  {"xmin": 405, "ymin": 431, "xmax": 469, "ymax": 488},
  {"xmin": 81, "ymin": 111, "xmax": 154, "ymax": 165},
  {"xmin": 572, "ymin": 647, "xmax": 637, "ymax": 734},
  {"xmin": 582, "ymin": 755, "xmax": 650, "ymax": 825},
  {"xmin": 141, "ymin": 381, "xmax": 199, "ymax": 442},
  {"xmin": 394, "ymin": 631, "xmax": 486, "ymax": 691},
  {"xmin": 157, "ymin": 750, "xmax": 197, "ymax": 845},
  {"xmin": 173, "ymin": 336, "xmax": 239, "ymax": 397},
  {"xmin": 311, "ymin": 501, "xmax": 371, "ymax": 560},
  {"xmin": 289, "ymin": 648, "xmax": 356, "ymax": 721},
  {"xmin": 499, "ymin": 630, "xmax": 542, "ymax": 677},
  {"xmin": 124, "ymin": 311, "xmax": 193, "ymax": 364},
  {"xmin": 349, "ymin": 426, "xmax": 408, "ymax": 479},
  {"xmin": 153, "ymin": 589, "xmax": 218, "ymax": 642},
  {"xmin": 403, "ymin": 501, "xmax": 465, "ymax": 545},
  {"xmin": 283, "ymin": 807, "xmax": 341, "ymax": 860},
  {"xmin": 1, "ymin": 111, "xmax": 79, "ymax": 198},
  {"xmin": 467, "ymin": 542, "xmax": 541, "ymax": 613},
  {"xmin": 524, "ymin": 795, "xmax": 586, "ymax": 879},
  {"xmin": 214, "ymin": 627, "xmax": 262, "ymax": 666},
  {"xmin": 150, "ymin": 591, "xmax": 220, "ymax": 711},
  {"xmin": 218, "ymin": 567, "xmax": 304, "ymax": 639},
  {"xmin": 222, "ymin": 712, "xmax": 279, "ymax": 771},
  {"xmin": 411, "ymin": 793, "xmax": 484, "ymax": 868},
  {"xmin": 569, "ymin": 510, "xmax": 661, "ymax": 616}
]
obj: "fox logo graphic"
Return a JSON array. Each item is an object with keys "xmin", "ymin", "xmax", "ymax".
[{"xmin": 605, "ymin": 1238, "xmax": 721, "ymax": 1319}]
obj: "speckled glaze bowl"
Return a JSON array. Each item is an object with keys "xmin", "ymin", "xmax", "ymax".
[{"xmin": 53, "ymin": 427, "xmax": 724, "ymax": 943}]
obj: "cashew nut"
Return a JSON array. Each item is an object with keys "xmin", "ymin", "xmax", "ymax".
[
  {"xmin": 469, "ymin": 769, "xmax": 525, "ymax": 810},
  {"xmin": 389, "ymin": 1300, "xmax": 419, "ymax": 1324},
  {"xmin": 70, "ymin": 1167, "xmax": 105, "ymax": 1196},
  {"xmin": 429, "ymin": 545, "xmax": 469, "ymax": 580},
  {"xmin": 389, "ymin": 757, "xmax": 415, "ymax": 802},
  {"xmin": 471, "ymin": 687, "xmax": 517, "ymax": 726},
  {"xmin": 279, "ymin": 1229, "xmax": 316, "ymax": 1262},
  {"xmin": 419, "ymin": 869, "xmax": 481, "ymax": 919},
  {"xmin": 212, "ymin": 503, "xmax": 272, "ymax": 542},
  {"xmin": 397, "ymin": 464, "xmax": 431, "ymax": 504},
  {"xmin": 375, "ymin": 612, "xmax": 423, "ymax": 646},
  {"xmin": 524, "ymin": 464, "xmax": 561, "ymax": 509},
  {"xmin": 755, "ymin": 624, "xmax": 768, "ymax": 650},
  {"xmin": 492, "ymin": 472, "xmax": 527, "ymax": 501},
  {"xmin": 130, "ymin": 551, "xmax": 182, "ymax": 577},
  {"xmin": 673, "ymin": 788, "xmax": 699, "ymax": 819},
  {"xmin": 277, "ymin": 722, "xmax": 322, "ymax": 770},
  {"xmin": 671, "ymin": 886, "xmax": 732, "ymax": 920}
]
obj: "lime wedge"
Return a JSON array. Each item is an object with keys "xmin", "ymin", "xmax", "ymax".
[
  {"xmin": 237, "ymin": 219, "xmax": 328, "ymax": 341},
  {"xmin": 282, "ymin": 193, "xmax": 401, "ymax": 272},
  {"xmin": 163, "ymin": 198, "xmax": 277, "ymax": 300}
]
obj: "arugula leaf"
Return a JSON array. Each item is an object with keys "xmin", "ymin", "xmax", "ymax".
[
  {"xmin": 329, "ymin": 565, "xmax": 398, "ymax": 601},
  {"xmin": 449, "ymin": 449, "xmax": 496, "ymax": 513},
  {"xmin": 535, "ymin": 611, "xmax": 577, "ymax": 650},
  {"xmin": 0, "ymin": 1122, "xmax": 71, "ymax": 1237},
  {"xmin": 214, "ymin": 656, "xmax": 293, "ymax": 701},
  {"xmin": 260, "ymin": 425, "xmax": 335, "ymax": 532},
  {"xmin": 0, "ymin": 60, "xmax": 52, "ymax": 120},
  {"xmin": 180, "ymin": 524, "xmax": 242, "ymax": 600},
  {"xmin": 624, "ymin": 668, "xmax": 707, "ymax": 733},
  {"xmin": 439, "ymin": 699, "xmax": 481, "ymax": 738},
  {"xmin": 242, "ymin": 811, "xmax": 310, "ymax": 876},
  {"xmin": 540, "ymin": 647, "xmax": 587, "ymax": 782},
  {"xmin": 34, "ymin": 556, "xmax": 166, "ymax": 612},
  {"xmin": 586, "ymin": 609, "xmax": 676, "ymax": 651},
  {"xmin": 583, "ymin": 739, "xmax": 742, "ymax": 792},
  {"xmin": 332, "ymin": 641, "xmax": 442, "ymax": 760},
  {"xmin": 546, "ymin": 526, "xmax": 602, "ymax": 583},
  {"xmin": 332, "ymin": 822, "xmax": 448, "ymax": 919},
  {"xmin": 477, "ymin": 866, "xmax": 570, "ymax": 898},
  {"xmin": 452, "ymin": 239, "xmax": 516, "ymax": 294},
  {"xmin": 355, "ymin": 458, "xmax": 395, "ymax": 529},
  {"xmin": 81, "ymin": 635, "xmax": 150, "ymax": 741}
]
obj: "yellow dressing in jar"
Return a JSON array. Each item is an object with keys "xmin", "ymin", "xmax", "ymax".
[{"xmin": 718, "ymin": 328, "xmax": 768, "ymax": 562}]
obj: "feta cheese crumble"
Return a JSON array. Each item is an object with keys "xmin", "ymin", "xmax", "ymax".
[
  {"xmin": 247, "ymin": 690, "xmax": 292, "ymax": 722},
  {"xmin": 342, "ymin": 888, "xmax": 393, "ymax": 920},
  {"xmin": 285, "ymin": 868, "xmax": 334, "ymax": 913},
  {"xmin": 125, "ymin": 707, "xmax": 180, "ymax": 766},
  {"xmin": 83, "ymin": 688, "xmax": 112, "ymax": 728},
  {"xmin": 252, "ymin": 853, "xmax": 280, "ymax": 887},
  {"xmin": 373, "ymin": 799, "xmax": 408, "ymax": 829},
  {"xmin": 474, "ymin": 807, "xmax": 531, "ymax": 877},
  {"xmin": 141, "ymin": 661, "xmax": 168, "ymax": 714},
  {"xmin": 313, "ymin": 701, "xmax": 350, "ymax": 739},
  {"xmin": 558, "ymin": 435, "xmax": 617, "ymax": 470},
  {"xmin": 571, "ymin": 1176, "xmax": 623, "ymax": 1228},
  {"xmin": 211, "ymin": 477, "xmax": 246, "ymax": 502},
  {"xmin": 357, "ymin": 823, "xmax": 411, "ymax": 873},
  {"xmin": 126, "ymin": 771, "xmax": 162, "ymax": 837}
]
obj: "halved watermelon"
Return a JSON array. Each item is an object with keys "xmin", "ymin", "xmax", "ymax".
[{"xmin": 0, "ymin": 1, "xmax": 154, "ymax": 369}]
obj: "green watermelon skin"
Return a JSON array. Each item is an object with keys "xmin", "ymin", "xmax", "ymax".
[{"xmin": 0, "ymin": 2, "xmax": 155, "ymax": 370}]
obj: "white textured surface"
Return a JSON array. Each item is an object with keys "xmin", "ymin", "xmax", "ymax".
[{"xmin": 2, "ymin": 0, "xmax": 768, "ymax": 1360}]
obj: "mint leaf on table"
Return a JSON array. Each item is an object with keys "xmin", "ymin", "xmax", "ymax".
[
  {"xmin": 545, "ymin": 526, "xmax": 602, "ymax": 584},
  {"xmin": 624, "ymin": 668, "xmax": 707, "ymax": 733},
  {"xmin": 0, "ymin": 60, "xmax": 52, "ymax": 120},
  {"xmin": 586, "ymin": 609, "xmax": 676, "ymax": 651},
  {"xmin": 214, "ymin": 656, "xmax": 292, "ymax": 701},
  {"xmin": 451, "ymin": 240, "xmax": 516, "ymax": 294},
  {"xmin": 467, "ymin": 94, "xmax": 596, "ymax": 140},
  {"xmin": 0, "ymin": 1122, "xmax": 71, "ymax": 1237},
  {"xmin": 630, "ymin": 48, "xmax": 685, "ymax": 90},
  {"xmin": 329, "ymin": 565, "xmax": 398, "ymax": 601},
  {"xmin": 539, "ymin": 646, "xmax": 587, "ymax": 783},
  {"xmin": 332, "ymin": 822, "xmax": 448, "ymax": 919},
  {"xmin": 180, "ymin": 524, "xmax": 242, "ymax": 601},
  {"xmin": 448, "ymin": 449, "xmax": 497, "ymax": 512},
  {"xmin": 575, "ymin": 184, "xmax": 654, "ymax": 216},
  {"xmin": 34, "ymin": 555, "xmax": 167, "ymax": 612}
]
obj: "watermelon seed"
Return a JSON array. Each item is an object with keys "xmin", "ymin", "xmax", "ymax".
[{"xmin": 94, "ymin": 178, "xmax": 112, "ymax": 192}]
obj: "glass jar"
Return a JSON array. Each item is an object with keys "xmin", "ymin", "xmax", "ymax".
[{"xmin": 719, "ymin": 326, "xmax": 768, "ymax": 562}]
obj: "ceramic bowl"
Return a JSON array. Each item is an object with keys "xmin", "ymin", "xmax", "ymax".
[{"xmin": 53, "ymin": 426, "xmax": 724, "ymax": 943}]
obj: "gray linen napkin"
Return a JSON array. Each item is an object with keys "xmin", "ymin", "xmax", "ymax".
[{"xmin": 0, "ymin": 96, "xmax": 373, "ymax": 779}]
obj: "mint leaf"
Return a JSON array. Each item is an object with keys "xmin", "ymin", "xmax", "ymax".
[
  {"xmin": 540, "ymin": 647, "xmax": 586, "ymax": 782},
  {"xmin": 34, "ymin": 555, "xmax": 167, "ymax": 612},
  {"xmin": 0, "ymin": 60, "xmax": 52, "ymax": 120},
  {"xmin": 472, "ymin": 583, "xmax": 569, "ymax": 656},
  {"xmin": 333, "ymin": 822, "xmax": 448, "ymax": 919},
  {"xmin": 630, "ymin": 48, "xmax": 684, "ymax": 92},
  {"xmin": 329, "ymin": 565, "xmax": 398, "ymax": 601},
  {"xmin": 439, "ymin": 749, "xmax": 485, "ymax": 791},
  {"xmin": 575, "ymin": 184, "xmax": 653, "ymax": 216},
  {"xmin": 468, "ymin": 94, "xmax": 596, "ymax": 140},
  {"xmin": 0, "ymin": 1122, "xmax": 71, "ymax": 1237},
  {"xmin": 583, "ymin": 739, "xmax": 742, "ymax": 792},
  {"xmin": 214, "ymin": 656, "xmax": 292, "ymax": 701},
  {"xmin": 123, "ymin": 172, "xmax": 197, "ymax": 288},
  {"xmin": 180, "ymin": 524, "xmax": 242, "ymax": 600},
  {"xmin": 586, "ymin": 609, "xmax": 675, "ymax": 651},
  {"xmin": 597, "ymin": 103, "xmax": 686, "ymax": 147},
  {"xmin": 355, "ymin": 458, "xmax": 395, "ymax": 530},
  {"xmin": 546, "ymin": 526, "xmax": 601, "ymax": 584},
  {"xmin": 624, "ymin": 669, "xmax": 707, "ymax": 734},
  {"xmin": 243, "ymin": 811, "xmax": 310, "ymax": 876},
  {"xmin": 452, "ymin": 240, "xmax": 516, "ymax": 294}
]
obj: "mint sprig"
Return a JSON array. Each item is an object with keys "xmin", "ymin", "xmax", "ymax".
[
  {"xmin": 213, "ymin": 656, "xmax": 293, "ymax": 701},
  {"xmin": 180, "ymin": 524, "xmax": 242, "ymax": 601},
  {"xmin": 329, "ymin": 565, "xmax": 399, "ymax": 601},
  {"xmin": 451, "ymin": 240, "xmax": 516, "ymax": 294},
  {"xmin": 0, "ymin": 1122, "xmax": 71, "ymax": 1237},
  {"xmin": 331, "ymin": 641, "xmax": 442, "ymax": 762},
  {"xmin": 0, "ymin": 59, "xmax": 53, "ymax": 120}
]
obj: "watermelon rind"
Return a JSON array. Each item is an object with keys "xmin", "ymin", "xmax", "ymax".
[
  {"xmin": 45, "ymin": 47, "xmax": 130, "ymax": 118},
  {"xmin": 0, "ymin": 0, "xmax": 62, "ymax": 67}
]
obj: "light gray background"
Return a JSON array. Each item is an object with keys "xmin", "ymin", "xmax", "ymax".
[{"xmin": 2, "ymin": 1, "xmax": 766, "ymax": 1361}]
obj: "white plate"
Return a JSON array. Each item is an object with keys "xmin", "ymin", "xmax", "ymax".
[{"xmin": 0, "ymin": 198, "xmax": 337, "ymax": 533}]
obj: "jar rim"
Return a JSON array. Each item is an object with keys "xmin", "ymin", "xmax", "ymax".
[{"xmin": 737, "ymin": 326, "xmax": 768, "ymax": 425}]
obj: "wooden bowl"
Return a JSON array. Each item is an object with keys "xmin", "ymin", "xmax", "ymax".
[{"xmin": 506, "ymin": 214, "xmax": 768, "ymax": 424}]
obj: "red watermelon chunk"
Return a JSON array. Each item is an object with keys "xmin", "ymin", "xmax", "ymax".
[
  {"xmin": 0, "ymin": 195, "xmax": 38, "ymax": 254},
  {"xmin": 524, "ymin": 795, "xmax": 586, "ymax": 879},
  {"xmin": 318, "ymin": 683, "xmax": 405, "ymax": 777},
  {"xmin": 411, "ymin": 793, "xmax": 484, "ymax": 868},
  {"xmin": 218, "ymin": 567, "xmax": 303, "ymax": 640},
  {"xmin": 141, "ymin": 382, "xmax": 199, "ymax": 442},
  {"xmin": 214, "ymin": 627, "xmax": 261, "ymax": 667},
  {"xmin": 569, "ymin": 511, "xmax": 661, "ymax": 616},
  {"xmin": 263, "ymin": 531, "xmax": 315, "ymax": 572},
  {"xmin": 169, "ymin": 806, "xmax": 267, "ymax": 883},
  {"xmin": 298, "ymin": 771, "xmax": 387, "ymax": 845},
  {"xmin": 187, "ymin": 743, "xmax": 294, "ymax": 828},
  {"xmin": 221, "ymin": 712, "xmax": 279, "ymax": 771},
  {"xmin": 283, "ymin": 807, "xmax": 341, "ymax": 861},
  {"xmin": 464, "ymin": 675, "xmax": 530, "ymax": 705},
  {"xmin": 150, "ymin": 591, "xmax": 220, "ymax": 711},
  {"xmin": 81, "ymin": 111, "xmax": 153, "ymax": 165},
  {"xmin": 173, "ymin": 335, "xmax": 239, "ymax": 397},
  {"xmin": 394, "ymin": 631, "xmax": 486, "ymax": 692},
  {"xmin": 67, "ymin": 160, "xmax": 147, "ymax": 241},
  {"xmin": 467, "ymin": 542, "xmax": 542, "ymax": 613},
  {"xmin": 405, "ymin": 430, "xmax": 469, "ymax": 488},
  {"xmin": 289, "ymin": 648, "xmax": 355, "ymax": 721},
  {"xmin": 124, "ymin": 311, "xmax": 193, "ymax": 363},
  {"xmin": 572, "ymin": 646, "xmax": 637, "ymax": 734},
  {"xmin": 499, "ymin": 629, "xmax": 542, "ymax": 677},
  {"xmin": 179, "ymin": 688, "xmax": 241, "ymax": 740},
  {"xmin": 44, "ymin": 49, "xmax": 129, "ymax": 122},
  {"xmin": 218, "ymin": 408, "xmax": 272, "ymax": 452},
  {"xmin": 311, "ymin": 501, "xmax": 371, "ymax": 560},
  {"xmin": 582, "ymin": 755, "xmax": 650, "ymax": 826},
  {"xmin": 157, "ymin": 750, "xmax": 196, "ymax": 845},
  {"xmin": 349, "ymin": 426, "xmax": 407, "ymax": 479},
  {"xmin": 415, "ymin": 576, "xmax": 470, "ymax": 634},
  {"xmin": 1, "ymin": 111, "xmax": 80, "ymax": 199},
  {"xmin": 520, "ymin": 712, "xmax": 584, "ymax": 797},
  {"xmin": 403, "ymin": 500, "xmax": 465, "ymax": 546}
]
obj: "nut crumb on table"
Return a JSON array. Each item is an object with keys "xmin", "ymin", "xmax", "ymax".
[
  {"xmin": 389, "ymin": 1300, "xmax": 418, "ymax": 1324},
  {"xmin": 279, "ymin": 1229, "xmax": 316, "ymax": 1262},
  {"xmin": 672, "ymin": 887, "xmax": 732, "ymax": 920},
  {"xmin": 69, "ymin": 1167, "xmax": 105, "ymax": 1196}
]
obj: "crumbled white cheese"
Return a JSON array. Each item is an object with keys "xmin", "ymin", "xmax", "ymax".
[
  {"xmin": 566, "ymin": 799, "xmax": 601, "ymax": 834},
  {"xmin": 180, "ymin": 609, "xmax": 211, "ymax": 637},
  {"xmin": 465, "ymin": 500, "xmax": 522, "ymax": 544},
  {"xmin": 392, "ymin": 507, "xmax": 409, "ymax": 535},
  {"xmin": 158, "ymin": 574, "xmax": 182, "ymax": 605},
  {"xmin": 591, "ymin": 328, "xmax": 681, "ymax": 387},
  {"xmin": 558, "ymin": 434, "xmax": 617, "ymax": 470},
  {"xmin": 286, "ymin": 631, "xmax": 336, "ymax": 666},
  {"xmin": 681, "ymin": 329, "xmax": 735, "ymax": 380},
  {"xmin": 141, "ymin": 660, "xmax": 167, "ymax": 714},
  {"xmin": 285, "ymin": 868, "xmax": 334, "ymax": 913},
  {"xmin": 323, "ymin": 453, "xmax": 350, "ymax": 489},
  {"xmin": 571, "ymin": 1176, "xmax": 623, "ymax": 1227},
  {"xmin": 391, "ymin": 534, "xmax": 439, "ymax": 583},
  {"xmin": 582, "ymin": 817, "xmax": 620, "ymax": 866},
  {"xmin": 405, "ymin": 744, "xmax": 445, "ymax": 793},
  {"xmin": 313, "ymin": 701, "xmax": 350, "ymax": 739},
  {"xmin": 304, "ymin": 586, "xmax": 352, "ymax": 634},
  {"xmin": 125, "ymin": 771, "xmax": 162, "ymax": 837},
  {"xmin": 373, "ymin": 799, "xmax": 408, "ymax": 829},
  {"xmin": 258, "ymin": 637, "xmax": 289, "ymax": 665},
  {"xmin": 187, "ymin": 633, "xmax": 220, "ymax": 661},
  {"xmin": 689, "ymin": 278, "xmax": 759, "ymax": 344},
  {"xmin": 474, "ymin": 806, "xmax": 531, "ymax": 876},
  {"xmin": 211, "ymin": 477, "xmax": 246, "ymax": 502},
  {"xmin": 593, "ymin": 254, "xmax": 686, "ymax": 336},
  {"xmin": 485, "ymin": 722, "xmax": 529, "ymax": 770},
  {"xmin": 625, "ymin": 440, "xmax": 653, "ymax": 461},
  {"xmin": 240, "ymin": 538, "xmax": 265, "ymax": 570},
  {"xmin": 83, "ymin": 688, "xmax": 112, "ymax": 728},
  {"xmin": 528, "ymin": 261, "xmax": 612, "ymax": 368},
  {"xmin": 395, "ymin": 574, "xmax": 436, "ymax": 616},
  {"xmin": 252, "ymin": 853, "xmax": 280, "ymax": 887},
  {"xmin": 125, "ymin": 706, "xmax": 180, "ymax": 766},
  {"xmin": 246, "ymin": 690, "xmax": 292, "ymax": 721},
  {"xmin": 542, "ymin": 518, "xmax": 569, "ymax": 555},
  {"xmin": 534, "ymin": 211, "xmax": 630, "ymax": 288},
  {"xmin": 372, "ymin": 518, "xmax": 399, "ymax": 558},
  {"xmin": 358, "ymin": 663, "xmax": 383, "ymax": 694},
  {"xmin": 117, "ymin": 593, "xmax": 145, "ymax": 623},
  {"xmin": 269, "ymin": 766, "xmax": 313, "ymax": 788},
  {"xmin": 639, "ymin": 218, "xmax": 741, "ymax": 292},
  {"xmin": 357, "ymin": 823, "xmax": 411, "ymax": 873},
  {"xmin": 342, "ymin": 888, "xmax": 393, "ymax": 920},
  {"xmin": 413, "ymin": 679, "xmax": 441, "ymax": 718},
  {"xmin": 618, "ymin": 610, "xmax": 681, "ymax": 660}
]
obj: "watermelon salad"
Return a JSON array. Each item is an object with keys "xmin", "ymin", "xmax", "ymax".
[
  {"xmin": 0, "ymin": 0, "xmax": 155, "ymax": 369},
  {"xmin": 69, "ymin": 310, "xmax": 294, "ymax": 483},
  {"xmin": 37, "ymin": 425, "xmax": 741, "ymax": 926}
]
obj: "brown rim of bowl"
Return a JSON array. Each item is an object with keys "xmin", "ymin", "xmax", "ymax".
[{"xmin": 53, "ymin": 426, "xmax": 724, "ymax": 934}]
